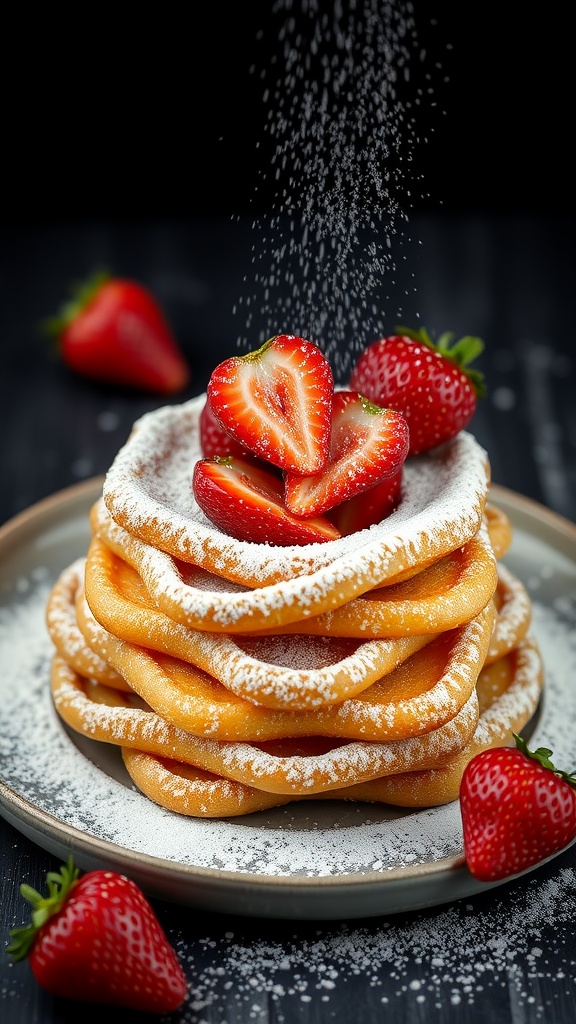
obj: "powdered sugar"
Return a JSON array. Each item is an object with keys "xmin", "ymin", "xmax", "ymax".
[
  {"xmin": 102, "ymin": 396, "xmax": 490, "ymax": 595},
  {"xmin": 0, "ymin": 500, "xmax": 574, "ymax": 913},
  {"xmin": 177, "ymin": 869, "xmax": 576, "ymax": 1019}
]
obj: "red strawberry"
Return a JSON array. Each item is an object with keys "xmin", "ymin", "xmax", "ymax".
[
  {"xmin": 460, "ymin": 733, "xmax": 576, "ymax": 882},
  {"xmin": 206, "ymin": 334, "xmax": 333, "ymax": 475},
  {"xmin": 328, "ymin": 466, "xmax": 403, "ymax": 536},
  {"xmin": 45, "ymin": 269, "xmax": 190, "ymax": 394},
  {"xmin": 349, "ymin": 326, "xmax": 485, "ymax": 455},
  {"xmin": 7, "ymin": 856, "xmax": 187, "ymax": 1012},
  {"xmin": 284, "ymin": 390, "xmax": 409, "ymax": 518},
  {"xmin": 199, "ymin": 397, "xmax": 253, "ymax": 459},
  {"xmin": 192, "ymin": 455, "xmax": 341, "ymax": 545}
]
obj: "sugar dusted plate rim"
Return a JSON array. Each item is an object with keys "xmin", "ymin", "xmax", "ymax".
[{"xmin": 0, "ymin": 477, "xmax": 575, "ymax": 920}]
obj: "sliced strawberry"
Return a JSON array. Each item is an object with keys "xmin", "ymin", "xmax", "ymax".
[
  {"xmin": 328, "ymin": 466, "xmax": 403, "ymax": 536},
  {"xmin": 206, "ymin": 334, "xmax": 333, "ymax": 475},
  {"xmin": 284, "ymin": 390, "xmax": 409, "ymax": 518},
  {"xmin": 192, "ymin": 456, "xmax": 341, "ymax": 546}
]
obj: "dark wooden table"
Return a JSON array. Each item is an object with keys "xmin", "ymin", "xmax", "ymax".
[{"xmin": 1, "ymin": 216, "xmax": 575, "ymax": 1023}]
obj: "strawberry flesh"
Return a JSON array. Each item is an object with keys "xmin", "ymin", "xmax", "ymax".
[
  {"xmin": 207, "ymin": 334, "xmax": 333, "ymax": 474},
  {"xmin": 284, "ymin": 390, "xmax": 409, "ymax": 518}
]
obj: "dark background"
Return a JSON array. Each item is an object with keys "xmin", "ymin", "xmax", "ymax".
[
  {"xmin": 1, "ymin": 1, "xmax": 574, "ymax": 523},
  {"xmin": 3, "ymin": 2, "xmax": 573, "ymax": 225},
  {"xmin": 1, "ymin": 8, "xmax": 576, "ymax": 1023}
]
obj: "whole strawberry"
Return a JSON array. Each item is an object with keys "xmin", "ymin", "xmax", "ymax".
[
  {"xmin": 349, "ymin": 326, "xmax": 485, "ymax": 454},
  {"xmin": 460, "ymin": 733, "xmax": 576, "ymax": 882},
  {"xmin": 45, "ymin": 269, "xmax": 190, "ymax": 394},
  {"xmin": 7, "ymin": 856, "xmax": 187, "ymax": 1013}
]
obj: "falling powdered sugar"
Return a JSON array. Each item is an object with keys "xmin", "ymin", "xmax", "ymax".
[{"xmin": 233, "ymin": 0, "xmax": 448, "ymax": 375}]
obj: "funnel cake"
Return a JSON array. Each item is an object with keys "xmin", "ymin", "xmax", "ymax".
[
  {"xmin": 46, "ymin": 559, "xmax": 128, "ymax": 692},
  {"xmin": 46, "ymin": 539, "xmax": 541, "ymax": 812},
  {"xmin": 49, "ymin": 626, "xmax": 543, "ymax": 814},
  {"xmin": 118, "ymin": 632, "xmax": 542, "ymax": 816},
  {"xmin": 76, "ymin": 577, "xmax": 494, "ymax": 738},
  {"xmin": 45, "ymin": 383, "xmax": 543, "ymax": 820},
  {"xmin": 79, "ymin": 559, "xmax": 435, "ymax": 713},
  {"xmin": 48, "ymin": 559, "xmax": 492, "ymax": 742},
  {"xmin": 51, "ymin": 656, "xmax": 481, "ymax": 796}
]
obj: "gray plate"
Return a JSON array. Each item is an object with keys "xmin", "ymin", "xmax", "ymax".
[{"xmin": 0, "ymin": 479, "xmax": 575, "ymax": 919}]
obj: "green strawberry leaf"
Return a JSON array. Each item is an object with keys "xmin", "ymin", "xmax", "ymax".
[
  {"xmin": 395, "ymin": 325, "xmax": 486, "ymax": 398},
  {"xmin": 6, "ymin": 856, "xmax": 80, "ymax": 962},
  {"xmin": 43, "ymin": 269, "xmax": 111, "ymax": 339},
  {"xmin": 513, "ymin": 731, "xmax": 576, "ymax": 787}
]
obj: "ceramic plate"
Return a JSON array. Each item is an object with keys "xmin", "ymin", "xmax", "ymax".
[{"xmin": 0, "ymin": 479, "xmax": 575, "ymax": 920}]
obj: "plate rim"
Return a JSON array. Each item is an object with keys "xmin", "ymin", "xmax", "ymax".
[{"xmin": 0, "ymin": 476, "xmax": 574, "ymax": 918}]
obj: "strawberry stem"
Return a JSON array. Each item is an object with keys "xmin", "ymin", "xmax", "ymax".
[
  {"xmin": 6, "ymin": 856, "xmax": 80, "ymax": 962},
  {"xmin": 513, "ymin": 731, "xmax": 576, "ymax": 787},
  {"xmin": 395, "ymin": 325, "xmax": 486, "ymax": 398},
  {"xmin": 43, "ymin": 268, "xmax": 110, "ymax": 339}
]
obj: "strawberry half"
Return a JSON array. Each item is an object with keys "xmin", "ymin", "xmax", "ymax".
[
  {"xmin": 7, "ymin": 857, "xmax": 187, "ymax": 1012},
  {"xmin": 206, "ymin": 334, "xmax": 333, "ymax": 475},
  {"xmin": 349, "ymin": 326, "xmax": 485, "ymax": 455},
  {"xmin": 192, "ymin": 455, "xmax": 341, "ymax": 545},
  {"xmin": 460, "ymin": 733, "xmax": 576, "ymax": 882},
  {"xmin": 284, "ymin": 390, "xmax": 409, "ymax": 518}
]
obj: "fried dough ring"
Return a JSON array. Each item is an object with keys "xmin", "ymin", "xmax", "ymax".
[
  {"xmin": 83, "ymin": 537, "xmax": 433, "ymax": 680},
  {"xmin": 45, "ymin": 558, "xmax": 128, "ymax": 691},
  {"xmin": 91, "ymin": 494, "xmax": 496, "ymax": 636},
  {"xmin": 484, "ymin": 502, "xmax": 513, "ymax": 559},
  {"xmin": 76, "ymin": 583, "xmax": 493, "ymax": 735},
  {"xmin": 122, "ymin": 751, "xmax": 291, "ymax": 817},
  {"xmin": 118, "ymin": 635, "xmax": 543, "ymax": 816},
  {"xmin": 53, "ymin": 560, "xmax": 484, "ymax": 743},
  {"xmin": 78, "ymin": 558, "xmax": 495, "ymax": 715},
  {"xmin": 349, "ymin": 632, "xmax": 544, "ymax": 807},
  {"xmin": 51, "ymin": 656, "xmax": 480, "ymax": 797},
  {"xmin": 101, "ymin": 397, "xmax": 491, "ymax": 591},
  {"xmin": 484, "ymin": 563, "xmax": 531, "ymax": 664},
  {"xmin": 250, "ymin": 523, "xmax": 498, "ymax": 638}
]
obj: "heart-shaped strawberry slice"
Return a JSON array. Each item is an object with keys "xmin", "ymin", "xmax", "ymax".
[
  {"xmin": 284, "ymin": 391, "xmax": 409, "ymax": 518},
  {"xmin": 206, "ymin": 335, "xmax": 333, "ymax": 475}
]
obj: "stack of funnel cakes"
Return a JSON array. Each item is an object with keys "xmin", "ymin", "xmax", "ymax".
[{"xmin": 46, "ymin": 336, "xmax": 543, "ymax": 818}]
